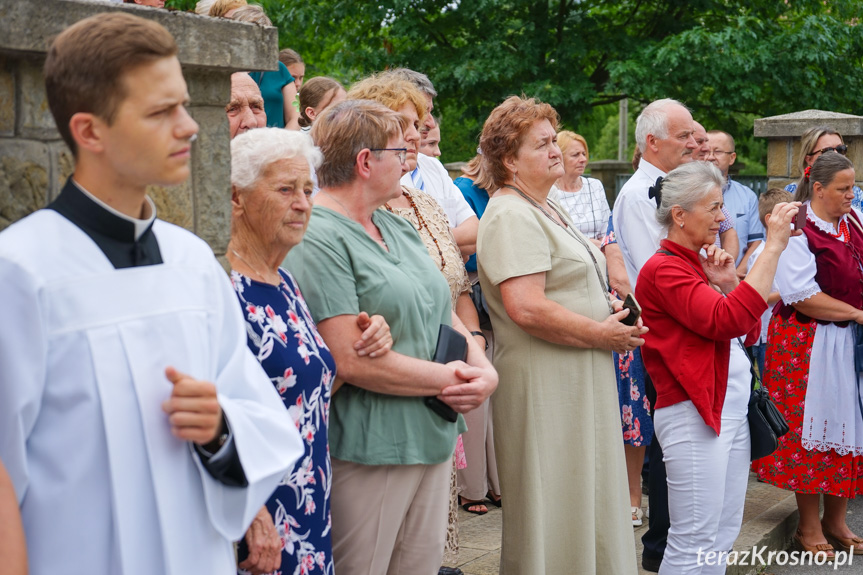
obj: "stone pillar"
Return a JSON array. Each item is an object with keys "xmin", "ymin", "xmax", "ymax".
[
  {"xmin": 0, "ymin": 0, "xmax": 278, "ymax": 258},
  {"xmin": 754, "ymin": 109, "xmax": 863, "ymax": 191},
  {"xmin": 586, "ymin": 159, "xmax": 632, "ymax": 205}
]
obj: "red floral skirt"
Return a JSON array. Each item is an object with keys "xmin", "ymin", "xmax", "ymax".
[{"xmin": 756, "ymin": 314, "xmax": 863, "ymax": 497}]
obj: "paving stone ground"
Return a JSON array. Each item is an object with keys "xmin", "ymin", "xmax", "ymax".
[{"xmin": 452, "ymin": 472, "xmax": 799, "ymax": 575}]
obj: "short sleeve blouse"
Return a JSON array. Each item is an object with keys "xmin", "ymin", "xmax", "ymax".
[{"xmin": 283, "ymin": 207, "xmax": 465, "ymax": 465}]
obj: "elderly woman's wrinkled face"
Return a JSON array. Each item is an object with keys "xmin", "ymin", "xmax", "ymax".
[
  {"xmin": 397, "ymin": 102, "xmax": 422, "ymax": 172},
  {"xmin": 681, "ymin": 185, "xmax": 725, "ymax": 247},
  {"xmin": 511, "ymin": 119, "xmax": 564, "ymax": 187},
  {"xmin": 240, "ymin": 157, "xmax": 313, "ymax": 251}
]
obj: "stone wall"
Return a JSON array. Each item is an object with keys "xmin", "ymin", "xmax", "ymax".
[
  {"xmin": 755, "ymin": 109, "xmax": 863, "ymax": 191},
  {"xmin": 0, "ymin": 0, "xmax": 278, "ymax": 257}
]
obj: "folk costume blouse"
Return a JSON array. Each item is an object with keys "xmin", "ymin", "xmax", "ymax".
[{"xmin": 636, "ymin": 239, "xmax": 766, "ymax": 434}]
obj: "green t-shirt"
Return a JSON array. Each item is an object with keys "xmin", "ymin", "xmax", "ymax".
[
  {"xmin": 249, "ymin": 62, "xmax": 293, "ymax": 128},
  {"xmin": 284, "ymin": 206, "xmax": 465, "ymax": 465}
]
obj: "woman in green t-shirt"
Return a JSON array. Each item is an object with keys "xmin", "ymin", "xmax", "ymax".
[{"xmin": 284, "ymin": 99, "xmax": 498, "ymax": 575}]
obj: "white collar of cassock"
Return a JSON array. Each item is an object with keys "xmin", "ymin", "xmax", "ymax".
[{"xmin": 71, "ymin": 179, "xmax": 157, "ymax": 241}]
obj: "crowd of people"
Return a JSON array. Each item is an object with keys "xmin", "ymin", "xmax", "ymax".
[{"xmin": 3, "ymin": 4, "xmax": 863, "ymax": 575}]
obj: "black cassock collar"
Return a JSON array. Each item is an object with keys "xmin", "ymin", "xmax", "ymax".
[{"xmin": 48, "ymin": 178, "xmax": 163, "ymax": 269}]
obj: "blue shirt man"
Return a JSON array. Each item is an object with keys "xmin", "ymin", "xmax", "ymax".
[{"xmin": 707, "ymin": 130, "xmax": 765, "ymax": 271}]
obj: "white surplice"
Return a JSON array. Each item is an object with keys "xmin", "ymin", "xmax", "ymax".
[{"xmin": 0, "ymin": 210, "xmax": 304, "ymax": 575}]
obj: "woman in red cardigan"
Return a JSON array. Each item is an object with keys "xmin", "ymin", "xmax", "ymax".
[{"xmin": 635, "ymin": 161, "xmax": 799, "ymax": 574}]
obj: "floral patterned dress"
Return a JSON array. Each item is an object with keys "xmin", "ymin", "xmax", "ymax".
[
  {"xmin": 602, "ymin": 215, "xmax": 654, "ymax": 447},
  {"xmin": 232, "ymin": 269, "xmax": 336, "ymax": 575}
]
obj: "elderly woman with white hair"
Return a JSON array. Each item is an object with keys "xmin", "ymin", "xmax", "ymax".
[
  {"xmin": 227, "ymin": 128, "xmax": 393, "ymax": 575},
  {"xmin": 635, "ymin": 161, "xmax": 799, "ymax": 574}
]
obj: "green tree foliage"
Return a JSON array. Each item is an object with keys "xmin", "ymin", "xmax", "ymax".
[{"xmin": 168, "ymin": 0, "xmax": 863, "ymax": 167}]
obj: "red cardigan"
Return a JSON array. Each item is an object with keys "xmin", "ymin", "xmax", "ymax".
[{"xmin": 635, "ymin": 239, "xmax": 766, "ymax": 434}]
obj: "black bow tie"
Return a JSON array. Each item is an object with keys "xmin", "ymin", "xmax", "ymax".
[{"xmin": 648, "ymin": 177, "xmax": 665, "ymax": 208}]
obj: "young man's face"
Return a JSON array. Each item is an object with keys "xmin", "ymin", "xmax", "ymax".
[{"xmin": 99, "ymin": 56, "xmax": 198, "ymax": 188}]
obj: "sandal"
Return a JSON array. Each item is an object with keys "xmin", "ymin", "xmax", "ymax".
[
  {"xmin": 822, "ymin": 526, "xmax": 863, "ymax": 555},
  {"xmin": 793, "ymin": 529, "xmax": 835, "ymax": 560},
  {"xmin": 486, "ymin": 490, "xmax": 502, "ymax": 508},
  {"xmin": 459, "ymin": 497, "xmax": 488, "ymax": 516},
  {"xmin": 632, "ymin": 506, "xmax": 644, "ymax": 527}
]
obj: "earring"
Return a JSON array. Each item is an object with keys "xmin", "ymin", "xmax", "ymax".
[{"xmin": 680, "ymin": 222, "xmax": 684, "ymax": 228}]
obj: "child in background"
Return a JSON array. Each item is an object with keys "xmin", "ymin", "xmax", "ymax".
[{"xmin": 745, "ymin": 188, "xmax": 794, "ymax": 375}]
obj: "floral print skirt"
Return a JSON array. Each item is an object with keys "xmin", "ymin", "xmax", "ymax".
[
  {"xmin": 756, "ymin": 314, "xmax": 863, "ymax": 497},
  {"xmin": 616, "ymin": 348, "xmax": 654, "ymax": 447}
]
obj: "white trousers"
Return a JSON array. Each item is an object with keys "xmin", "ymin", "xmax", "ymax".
[{"xmin": 655, "ymin": 401, "xmax": 750, "ymax": 575}]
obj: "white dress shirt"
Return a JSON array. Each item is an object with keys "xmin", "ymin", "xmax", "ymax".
[
  {"xmin": 401, "ymin": 153, "xmax": 476, "ymax": 227},
  {"xmin": 612, "ymin": 159, "xmax": 667, "ymax": 288}
]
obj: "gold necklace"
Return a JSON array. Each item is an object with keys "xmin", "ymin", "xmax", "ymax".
[{"xmin": 230, "ymin": 248, "xmax": 280, "ymax": 285}]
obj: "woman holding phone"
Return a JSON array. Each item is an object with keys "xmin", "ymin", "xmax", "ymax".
[
  {"xmin": 477, "ymin": 96, "xmax": 646, "ymax": 574},
  {"xmin": 636, "ymin": 161, "xmax": 798, "ymax": 573},
  {"xmin": 758, "ymin": 152, "xmax": 863, "ymax": 558}
]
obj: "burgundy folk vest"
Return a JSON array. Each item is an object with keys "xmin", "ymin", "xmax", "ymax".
[{"xmin": 778, "ymin": 210, "xmax": 863, "ymax": 326}]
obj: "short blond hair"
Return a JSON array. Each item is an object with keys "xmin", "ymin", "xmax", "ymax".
[
  {"xmin": 209, "ymin": 0, "xmax": 246, "ymax": 17},
  {"xmin": 228, "ymin": 5, "xmax": 272, "ymax": 26},
  {"xmin": 347, "ymin": 73, "xmax": 427, "ymax": 124},
  {"xmin": 311, "ymin": 100, "xmax": 406, "ymax": 188},
  {"xmin": 557, "ymin": 131, "xmax": 589, "ymax": 159}
]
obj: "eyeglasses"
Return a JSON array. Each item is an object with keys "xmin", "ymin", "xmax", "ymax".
[
  {"xmin": 370, "ymin": 148, "xmax": 408, "ymax": 164},
  {"xmin": 707, "ymin": 150, "xmax": 734, "ymax": 157},
  {"xmin": 808, "ymin": 144, "xmax": 848, "ymax": 156}
]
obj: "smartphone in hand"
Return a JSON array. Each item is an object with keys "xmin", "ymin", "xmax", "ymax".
[
  {"xmin": 793, "ymin": 203, "xmax": 808, "ymax": 231},
  {"xmin": 620, "ymin": 293, "xmax": 642, "ymax": 327}
]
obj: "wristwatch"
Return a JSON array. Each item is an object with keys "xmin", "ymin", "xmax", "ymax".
[{"xmin": 470, "ymin": 330, "xmax": 489, "ymax": 351}]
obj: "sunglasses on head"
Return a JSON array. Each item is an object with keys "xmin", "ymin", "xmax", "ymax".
[{"xmin": 808, "ymin": 144, "xmax": 848, "ymax": 156}]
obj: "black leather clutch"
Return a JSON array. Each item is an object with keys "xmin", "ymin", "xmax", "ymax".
[{"xmin": 424, "ymin": 324, "xmax": 468, "ymax": 422}]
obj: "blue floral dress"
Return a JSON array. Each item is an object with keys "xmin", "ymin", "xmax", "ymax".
[
  {"xmin": 231, "ymin": 269, "xmax": 336, "ymax": 575},
  {"xmin": 602, "ymin": 215, "xmax": 654, "ymax": 447}
]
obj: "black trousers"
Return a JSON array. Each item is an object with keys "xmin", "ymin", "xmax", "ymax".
[{"xmin": 641, "ymin": 373, "xmax": 669, "ymax": 561}]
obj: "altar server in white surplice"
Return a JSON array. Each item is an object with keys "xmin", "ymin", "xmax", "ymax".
[{"xmin": 0, "ymin": 13, "xmax": 303, "ymax": 575}]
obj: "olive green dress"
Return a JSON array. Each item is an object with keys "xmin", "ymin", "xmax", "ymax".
[{"xmin": 477, "ymin": 194, "xmax": 636, "ymax": 575}]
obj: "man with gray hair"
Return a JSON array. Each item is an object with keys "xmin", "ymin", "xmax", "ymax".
[
  {"xmin": 613, "ymin": 98, "xmax": 698, "ymax": 287},
  {"xmin": 612, "ymin": 98, "xmax": 697, "ymax": 573},
  {"xmin": 385, "ymin": 68, "xmax": 479, "ymax": 258}
]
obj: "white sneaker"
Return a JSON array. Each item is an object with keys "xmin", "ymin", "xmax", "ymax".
[
  {"xmin": 632, "ymin": 506, "xmax": 644, "ymax": 527},
  {"xmin": 645, "ymin": 506, "xmax": 650, "ymax": 518}
]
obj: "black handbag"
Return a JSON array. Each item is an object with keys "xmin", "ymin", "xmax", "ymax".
[
  {"xmin": 470, "ymin": 279, "xmax": 493, "ymax": 332},
  {"xmin": 852, "ymin": 322, "xmax": 863, "ymax": 374},
  {"xmin": 740, "ymin": 338, "xmax": 790, "ymax": 461}
]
